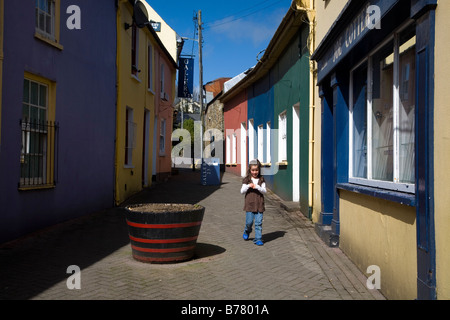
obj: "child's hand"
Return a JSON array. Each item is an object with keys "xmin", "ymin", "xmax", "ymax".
[{"xmin": 249, "ymin": 183, "xmax": 255, "ymax": 189}]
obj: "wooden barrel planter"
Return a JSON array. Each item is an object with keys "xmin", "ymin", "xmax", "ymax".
[{"xmin": 125, "ymin": 203, "xmax": 205, "ymax": 263}]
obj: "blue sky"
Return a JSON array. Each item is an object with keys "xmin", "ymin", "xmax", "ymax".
[{"xmin": 146, "ymin": 0, "xmax": 291, "ymax": 87}]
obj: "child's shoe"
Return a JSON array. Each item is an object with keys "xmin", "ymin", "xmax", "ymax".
[
  {"xmin": 254, "ymin": 240, "xmax": 264, "ymax": 246},
  {"xmin": 243, "ymin": 232, "xmax": 249, "ymax": 240}
]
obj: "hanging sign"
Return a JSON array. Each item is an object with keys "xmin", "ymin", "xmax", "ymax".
[
  {"xmin": 151, "ymin": 21, "xmax": 161, "ymax": 32},
  {"xmin": 178, "ymin": 58, "xmax": 194, "ymax": 98}
]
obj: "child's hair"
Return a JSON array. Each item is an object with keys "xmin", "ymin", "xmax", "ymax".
[{"xmin": 243, "ymin": 159, "xmax": 265, "ymax": 185}]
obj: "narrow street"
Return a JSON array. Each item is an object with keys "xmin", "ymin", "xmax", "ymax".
[{"xmin": 0, "ymin": 169, "xmax": 385, "ymax": 302}]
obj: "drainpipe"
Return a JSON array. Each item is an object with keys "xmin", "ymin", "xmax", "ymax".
[
  {"xmin": 308, "ymin": 3, "xmax": 316, "ymax": 221},
  {"xmin": 294, "ymin": 0, "xmax": 316, "ymax": 220}
]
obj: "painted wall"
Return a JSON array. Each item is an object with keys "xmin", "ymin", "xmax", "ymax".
[
  {"xmin": 247, "ymin": 73, "xmax": 274, "ymax": 188},
  {"xmin": 224, "ymin": 90, "xmax": 247, "ymax": 177},
  {"xmin": 115, "ymin": 1, "xmax": 157, "ymax": 204},
  {"xmin": 154, "ymin": 46, "xmax": 176, "ymax": 181},
  {"xmin": 142, "ymin": 1, "xmax": 178, "ymax": 63},
  {"xmin": 0, "ymin": 0, "xmax": 117, "ymax": 243},
  {"xmin": 273, "ymin": 27, "xmax": 310, "ymax": 209},
  {"xmin": 339, "ymin": 191, "xmax": 417, "ymax": 300},
  {"xmin": 312, "ymin": 0, "xmax": 348, "ymax": 226},
  {"xmin": 312, "ymin": 0, "xmax": 424, "ymax": 299},
  {"xmin": 434, "ymin": 0, "xmax": 450, "ymax": 300},
  {"xmin": 315, "ymin": 0, "xmax": 348, "ymax": 46}
]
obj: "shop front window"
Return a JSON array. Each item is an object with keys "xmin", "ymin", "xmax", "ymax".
[{"xmin": 350, "ymin": 23, "xmax": 416, "ymax": 193}]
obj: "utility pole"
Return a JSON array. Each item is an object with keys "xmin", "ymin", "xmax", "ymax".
[{"xmin": 198, "ymin": 10, "xmax": 204, "ymax": 162}]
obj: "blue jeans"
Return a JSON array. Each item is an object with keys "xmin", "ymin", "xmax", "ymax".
[{"xmin": 244, "ymin": 212, "xmax": 263, "ymax": 242}]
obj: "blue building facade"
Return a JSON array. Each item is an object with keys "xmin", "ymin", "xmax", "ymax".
[
  {"xmin": 0, "ymin": 0, "xmax": 117, "ymax": 243},
  {"xmin": 312, "ymin": 0, "xmax": 441, "ymax": 299}
]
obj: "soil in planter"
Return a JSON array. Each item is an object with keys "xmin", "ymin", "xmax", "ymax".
[{"xmin": 127, "ymin": 203, "xmax": 203, "ymax": 213}]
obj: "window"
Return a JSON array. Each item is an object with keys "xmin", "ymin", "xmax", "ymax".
[
  {"xmin": 226, "ymin": 135, "xmax": 231, "ymax": 164},
  {"xmin": 125, "ymin": 107, "xmax": 136, "ymax": 166},
  {"xmin": 148, "ymin": 44, "xmax": 153, "ymax": 91},
  {"xmin": 248, "ymin": 119, "xmax": 255, "ymax": 161},
  {"xmin": 232, "ymin": 133, "xmax": 237, "ymax": 164},
  {"xmin": 257, "ymin": 125, "xmax": 264, "ymax": 163},
  {"xmin": 266, "ymin": 122, "xmax": 271, "ymax": 164},
  {"xmin": 278, "ymin": 111, "xmax": 287, "ymax": 162},
  {"xmin": 35, "ymin": 0, "xmax": 55, "ymax": 40},
  {"xmin": 349, "ymin": 23, "xmax": 415, "ymax": 193},
  {"xmin": 131, "ymin": 23, "xmax": 139, "ymax": 76},
  {"xmin": 160, "ymin": 63, "xmax": 165, "ymax": 98},
  {"xmin": 159, "ymin": 118, "xmax": 166, "ymax": 155},
  {"xmin": 20, "ymin": 76, "xmax": 58, "ymax": 188}
]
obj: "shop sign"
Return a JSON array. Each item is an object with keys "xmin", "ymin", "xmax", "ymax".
[{"xmin": 317, "ymin": 0, "xmax": 399, "ymax": 82}]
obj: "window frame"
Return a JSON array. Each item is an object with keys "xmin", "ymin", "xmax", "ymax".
[
  {"xmin": 348, "ymin": 21, "xmax": 416, "ymax": 194},
  {"xmin": 35, "ymin": 0, "xmax": 55, "ymax": 40},
  {"xmin": 278, "ymin": 111, "xmax": 287, "ymax": 162},
  {"xmin": 34, "ymin": 0, "xmax": 62, "ymax": 49},
  {"xmin": 131, "ymin": 23, "xmax": 140, "ymax": 79},
  {"xmin": 248, "ymin": 119, "xmax": 255, "ymax": 161},
  {"xmin": 226, "ymin": 134, "xmax": 231, "ymax": 165},
  {"xmin": 20, "ymin": 73, "xmax": 57, "ymax": 190},
  {"xmin": 266, "ymin": 121, "xmax": 271, "ymax": 164},
  {"xmin": 257, "ymin": 124, "xmax": 264, "ymax": 163},
  {"xmin": 160, "ymin": 63, "xmax": 165, "ymax": 98},
  {"xmin": 125, "ymin": 107, "xmax": 136, "ymax": 167},
  {"xmin": 147, "ymin": 43, "xmax": 154, "ymax": 92},
  {"xmin": 159, "ymin": 118, "xmax": 166, "ymax": 156},
  {"xmin": 232, "ymin": 133, "xmax": 237, "ymax": 164}
]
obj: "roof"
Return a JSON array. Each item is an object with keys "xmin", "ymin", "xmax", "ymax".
[{"xmin": 219, "ymin": 4, "xmax": 310, "ymax": 103}]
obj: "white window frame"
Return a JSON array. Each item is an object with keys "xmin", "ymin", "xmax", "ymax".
[
  {"xmin": 35, "ymin": 0, "xmax": 56, "ymax": 40},
  {"xmin": 278, "ymin": 111, "xmax": 287, "ymax": 162},
  {"xmin": 266, "ymin": 121, "xmax": 271, "ymax": 164},
  {"xmin": 248, "ymin": 119, "xmax": 255, "ymax": 161},
  {"xmin": 226, "ymin": 135, "xmax": 231, "ymax": 164},
  {"xmin": 349, "ymin": 22, "xmax": 415, "ymax": 194},
  {"xmin": 257, "ymin": 124, "xmax": 264, "ymax": 163},
  {"xmin": 232, "ymin": 133, "xmax": 237, "ymax": 164}
]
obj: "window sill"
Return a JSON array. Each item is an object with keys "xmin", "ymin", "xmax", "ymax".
[
  {"xmin": 19, "ymin": 184, "xmax": 56, "ymax": 192},
  {"xmin": 131, "ymin": 74, "xmax": 142, "ymax": 83},
  {"xmin": 336, "ymin": 183, "xmax": 416, "ymax": 207},
  {"xmin": 34, "ymin": 32, "xmax": 63, "ymax": 50},
  {"xmin": 261, "ymin": 162, "xmax": 271, "ymax": 167},
  {"xmin": 276, "ymin": 161, "xmax": 288, "ymax": 166}
]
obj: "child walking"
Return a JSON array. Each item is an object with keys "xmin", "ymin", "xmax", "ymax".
[{"xmin": 240, "ymin": 159, "xmax": 266, "ymax": 246}]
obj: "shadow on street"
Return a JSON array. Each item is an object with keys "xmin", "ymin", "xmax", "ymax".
[{"xmin": 0, "ymin": 169, "xmax": 224, "ymax": 300}]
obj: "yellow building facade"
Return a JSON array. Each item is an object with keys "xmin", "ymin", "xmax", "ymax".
[
  {"xmin": 312, "ymin": 0, "xmax": 449, "ymax": 299},
  {"xmin": 115, "ymin": 0, "xmax": 177, "ymax": 205},
  {"xmin": 434, "ymin": 0, "xmax": 450, "ymax": 300}
]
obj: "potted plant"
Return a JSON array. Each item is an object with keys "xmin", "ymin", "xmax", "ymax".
[{"xmin": 125, "ymin": 203, "xmax": 205, "ymax": 263}]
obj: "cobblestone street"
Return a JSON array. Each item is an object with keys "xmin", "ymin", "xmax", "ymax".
[{"xmin": 0, "ymin": 170, "xmax": 385, "ymax": 304}]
